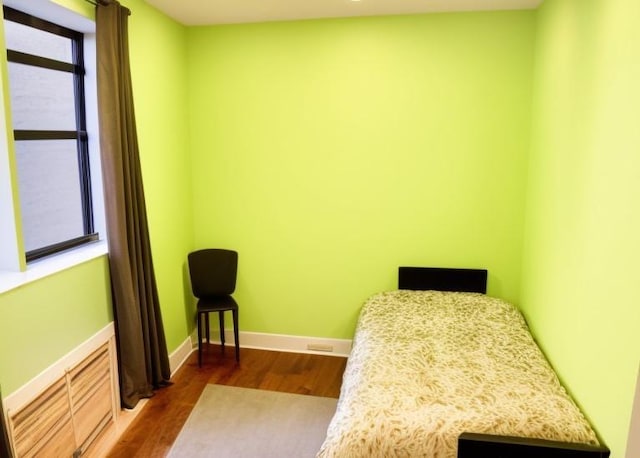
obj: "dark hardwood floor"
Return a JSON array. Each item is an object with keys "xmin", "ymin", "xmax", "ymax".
[{"xmin": 107, "ymin": 344, "xmax": 348, "ymax": 457}]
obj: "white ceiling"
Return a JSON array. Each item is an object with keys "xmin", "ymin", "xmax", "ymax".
[{"xmin": 144, "ymin": 0, "xmax": 543, "ymax": 26}]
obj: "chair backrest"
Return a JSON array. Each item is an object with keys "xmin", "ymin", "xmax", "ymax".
[{"xmin": 188, "ymin": 249, "xmax": 238, "ymax": 298}]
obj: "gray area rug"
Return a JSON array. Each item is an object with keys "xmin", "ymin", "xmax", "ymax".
[{"xmin": 167, "ymin": 384, "xmax": 338, "ymax": 458}]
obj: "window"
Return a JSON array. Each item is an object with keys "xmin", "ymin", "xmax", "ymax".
[{"xmin": 3, "ymin": 6, "xmax": 97, "ymax": 262}]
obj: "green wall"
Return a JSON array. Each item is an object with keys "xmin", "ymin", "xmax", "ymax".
[
  {"xmin": 3, "ymin": 1, "xmax": 638, "ymax": 455},
  {"xmin": 0, "ymin": 258, "xmax": 113, "ymax": 394},
  {"xmin": 187, "ymin": 11, "xmax": 535, "ymax": 339},
  {"xmin": 122, "ymin": 0, "xmax": 194, "ymax": 353},
  {"xmin": 0, "ymin": 0, "xmax": 193, "ymax": 394},
  {"xmin": 521, "ymin": 0, "xmax": 640, "ymax": 456}
]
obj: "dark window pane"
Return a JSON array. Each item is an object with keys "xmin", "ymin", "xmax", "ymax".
[
  {"xmin": 4, "ymin": 7, "xmax": 95, "ymax": 261},
  {"xmin": 7, "ymin": 62, "xmax": 77, "ymax": 130},
  {"xmin": 14, "ymin": 140, "xmax": 84, "ymax": 252},
  {"xmin": 3, "ymin": 19, "xmax": 72, "ymax": 63}
]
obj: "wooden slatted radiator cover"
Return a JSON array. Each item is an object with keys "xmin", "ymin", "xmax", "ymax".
[
  {"xmin": 68, "ymin": 345, "xmax": 114, "ymax": 455},
  {"xmin": 8, "ymin": 378, "xmax": 76, "ymax": 458},
  {"xmin": 6, "ymin": 341, "xmax": 117, "ymax": 457}
]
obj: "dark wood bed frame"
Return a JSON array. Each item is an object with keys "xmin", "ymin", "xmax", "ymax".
[{"xmin": 397, "ymin": 267, "xmax": 610, "ymax": 458}]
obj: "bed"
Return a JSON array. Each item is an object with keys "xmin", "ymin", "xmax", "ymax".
[{"xmin": 317, "ymin": 267, "xmax": 609, "ymax": 458}]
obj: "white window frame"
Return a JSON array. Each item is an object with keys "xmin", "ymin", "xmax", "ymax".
[{"xmin": 0, "ymin": 0, "xmax": 106, "ymax": 294}]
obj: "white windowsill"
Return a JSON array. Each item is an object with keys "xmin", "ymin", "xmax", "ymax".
[{"xmin": 0, "ymin": 240, "xmax": 108, "ymax": 294}]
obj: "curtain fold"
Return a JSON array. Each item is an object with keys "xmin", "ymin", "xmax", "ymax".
[{"xmin": 96, "ymin": 0, "xmax": 171, "ymax": 409}]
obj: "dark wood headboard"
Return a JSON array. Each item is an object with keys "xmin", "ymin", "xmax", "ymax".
[
  {"xmin": 398, "ymin": 267, "xmax": 488, "ymax": 294},
  {"xmin": 458, "ymin": 433, "xmax": 610, "ymax": 458}
]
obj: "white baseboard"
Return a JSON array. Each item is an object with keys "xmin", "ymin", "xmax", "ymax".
[
  {"xmin": 3, "ymin": 327, "xmax": 349, "ymax": 406},
  {"xmin": 5, "ymin": 326, "xmax": 199, "ymax": 406},
  {"xmin": 204, "ymin": 330, "xmax": 352, "ymax": 358},
  {"xmin": 169, "ymin": 336, "xmax": 195, "ymax": 377}
]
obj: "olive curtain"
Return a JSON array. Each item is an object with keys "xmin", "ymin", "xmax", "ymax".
[{"xmin": 96, "ymin": 0, "xmax": 171, "ymax": 408}]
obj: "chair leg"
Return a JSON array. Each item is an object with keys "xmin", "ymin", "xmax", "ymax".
[
  {"xmin": 197, "ymin": 311, "xmax": 203, "ymax": 367},
  {"xmin": 233, "ymin": 309, "xmax": 240, "ymax": 363},
  {"xmin": 205, "ymin": 312, "xmax": 210, "ymax": 347},
  {"xmin": 219, "ymin": 311, "xmax": 225, "ymax": 352}
]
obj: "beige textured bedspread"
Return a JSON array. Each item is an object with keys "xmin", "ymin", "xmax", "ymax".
[{"xmin": 317, "ymin": 290, "xmax": 600, "ymax": 458}]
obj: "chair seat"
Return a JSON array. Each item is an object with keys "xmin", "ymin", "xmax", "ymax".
[{"xmin": 197, "ymin": 296, "xmax": 238, "ymax": 312}]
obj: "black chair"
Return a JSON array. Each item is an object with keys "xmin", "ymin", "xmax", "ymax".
[{"xmin": 187, "ymin": 249, "xmax": 240, "ymax": 366}]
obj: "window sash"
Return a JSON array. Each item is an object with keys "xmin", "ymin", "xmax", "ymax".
[{"xmin": 4, "ymin": 5, "xmax": 96, "ymax": 262}]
